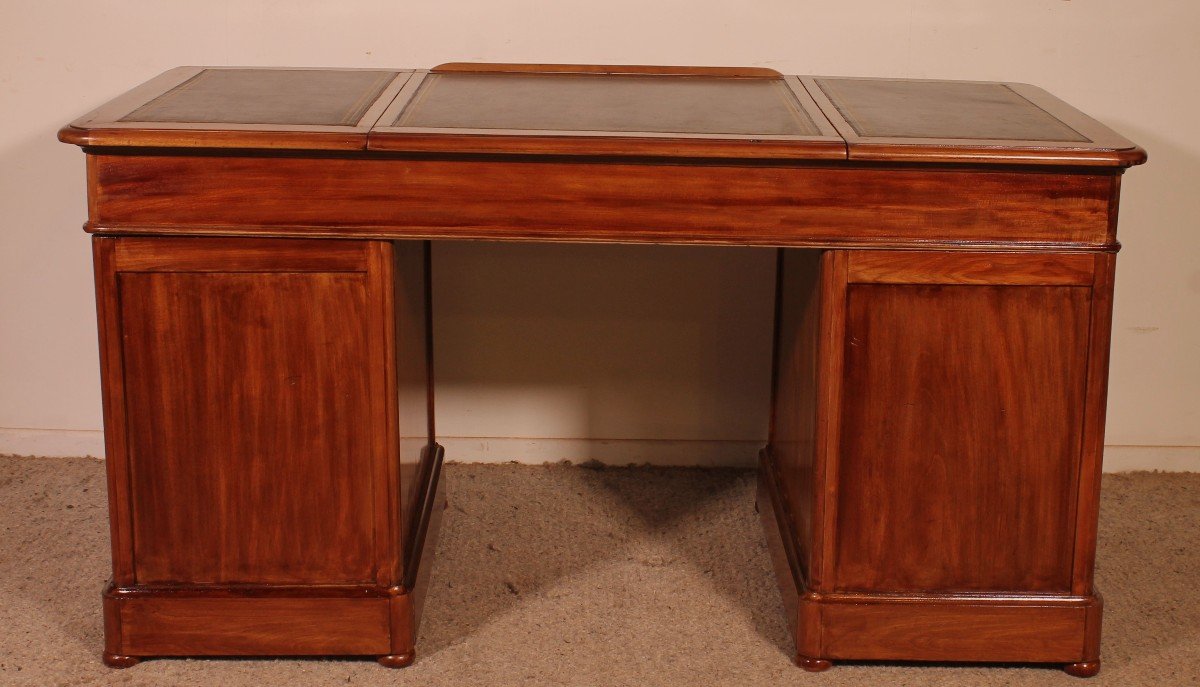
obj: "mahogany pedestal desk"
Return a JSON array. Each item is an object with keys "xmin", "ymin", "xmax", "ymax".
[{"xmin": 59, "ymin": 64, "xmax": 1146, "ymax": 677}]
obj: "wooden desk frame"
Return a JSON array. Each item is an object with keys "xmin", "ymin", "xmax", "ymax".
[{"xmin": 59, "ymin": 63, "xmax": 1146, "ymax": 678}]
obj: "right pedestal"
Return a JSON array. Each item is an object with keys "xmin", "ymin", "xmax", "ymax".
[{"xmin": 762, "ymin": 249, "xmax": 1114, "ymax": 676}]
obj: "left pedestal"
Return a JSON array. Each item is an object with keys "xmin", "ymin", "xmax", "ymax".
[{"xmin": 92, "ymin": 236, "xmax": 442, "ymax": 666}]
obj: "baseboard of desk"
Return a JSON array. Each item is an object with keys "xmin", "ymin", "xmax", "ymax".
[
  {"xmin": 103, "ymin": 585, "xmax": 396, "ymax": 659},
  {"xmin": 102, "ymin": 444, "xmax": 447, "ymax": 667},
  {"xmin": 757, "ymin": 449, "xmax": 1102, "ymax": 668},
  {"xmin": 808, "ymin": 592, "xmax": 1100, "ymax": 664}
]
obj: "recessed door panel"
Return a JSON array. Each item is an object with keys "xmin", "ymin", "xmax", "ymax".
[
  {"xmin": 834, "ymin": 283, "xmax": 1090, "ymax": 593},
  {"xmin": 119, "ymin": 269, "xmax": 377, "ymax": 584}
]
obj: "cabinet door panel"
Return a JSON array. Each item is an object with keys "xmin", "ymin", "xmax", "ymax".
[
  {"xmin": 119, "ymin": 269, "xmax": 377, "ymax": 585},
  {"xmin": 834, "ymin": 283, "xmax": 1090, "ymax": 593}
]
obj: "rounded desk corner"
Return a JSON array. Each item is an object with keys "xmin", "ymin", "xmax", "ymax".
[
  {"xmin": 58, "ymin": 124, "xmax": 92, "ymax": 147},
  {"xmin": 1116, "ymin": 145, "xmax": 1148, "ymax": 168}
]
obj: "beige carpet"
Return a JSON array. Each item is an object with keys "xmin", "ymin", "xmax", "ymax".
[{"xmin": 0, "ymin": 456, "xmax": 1196, "ymax": 686}]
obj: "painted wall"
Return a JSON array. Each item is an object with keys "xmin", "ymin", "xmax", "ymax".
[{"xmin": 1, "ymin": 1, "xmax": 1197, "ymax": 469}]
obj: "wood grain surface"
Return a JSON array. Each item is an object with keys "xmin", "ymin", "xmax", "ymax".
[
  {"xmin": 834, "ymin": 282, "xmax": 1089, "ymax": 592},
  {"xmin": 114, "ymin": 595, "xmax": 391, "ymax": 656},
  {"xmin": 1072, "ymin": 254, "xmax": 1118, "ymax": 595},
  {"xmin": 847, "ymin": 251, "xmax": 1096, "ymax": 285},
  {"xmin": 768, "ymin": 250, "xmax": 823, "ymax": 586},
  {"xmin": 393, "ymin": 241, "xmax": 435, "ymax": 576},
  {"xmin": 818, "ymin": 599, "xmax": 1088, "ymax": 662},
  {"xmin": 117, "ymin": 265, "xmax": 377, "ymax": 584},
  {"xmin": 85, "ymin": 154, "xmax": 1118, "ymax": 248}
]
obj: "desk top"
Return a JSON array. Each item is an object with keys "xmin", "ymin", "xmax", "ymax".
[{"xmin": 59, "ymin": 63, "xmax": 1145, "ymax": 167}]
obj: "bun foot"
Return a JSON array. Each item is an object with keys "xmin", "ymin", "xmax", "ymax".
[
  {"xmin": 797, "ymin": 655, "xmax": 832, "ymax": 672},
  {"xmin": 378, "ymin": 653, "xmax": 415, "ymax": 668},
  {"xmin": 103, "ymin": 654, "xmax": 140, "ymax": 668},
  {"xmin": 1064, "ymin": 661, "xmax": 1100, "ymax": 678}
]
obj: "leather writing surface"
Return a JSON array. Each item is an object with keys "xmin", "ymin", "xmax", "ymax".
[
  {"xmin": 59, "ymin": 65, "xmax": 1143, "ymax": 163},
  {"xmin": 395, "ymin": 73, "xmax": 820, "ymax": 136},
  {"xmin": 816, "ymin": 78, "xmax": 1089, "ymax": 142},
  {"xmin": 121, "ymin": 68, "xmax": 397, "ymax": 126}
]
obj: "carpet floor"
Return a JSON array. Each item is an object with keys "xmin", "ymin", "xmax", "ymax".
[{"xmin": 0, "ymin": 456, "xmax": 1197, "ymax": 686}]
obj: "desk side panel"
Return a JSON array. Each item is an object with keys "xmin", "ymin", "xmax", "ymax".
[
  {"xmin": 768, "ymin": 249, "xmax": 822, "ymax": 583},
  {"xmin": 87, "ymin": 154, "xmax": 1117, "ymax": 248},
  {"xmin": 392, "ymin": 240, "xmax": 435, "ymax": 573}
]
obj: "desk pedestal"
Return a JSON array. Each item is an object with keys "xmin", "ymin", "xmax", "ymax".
[
  {"xmin": 91, "ymin": 236, "xmax": 444, "ymax": 667},
  {"xmin": 762, "ymin": 249, "xmax": 1112, "ymax": 676}
]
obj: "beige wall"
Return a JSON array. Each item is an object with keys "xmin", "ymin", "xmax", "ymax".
[{"xmin": 1, "ymin": 1, "xmax": 1196, "ymax": 469}]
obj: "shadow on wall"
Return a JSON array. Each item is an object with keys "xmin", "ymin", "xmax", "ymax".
[
  {"xmin": 431, "ymin": 241, "xmax": 779, "ymax": 466},
  {"xmin": 0, "ymin": 127, "xmax": 102, "ymax": 434},
  {"xmin": 1099, "ymin": 122, "xmax": 1200, "ymax": 450}
]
